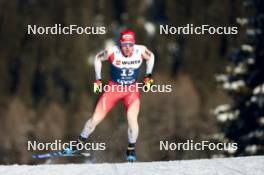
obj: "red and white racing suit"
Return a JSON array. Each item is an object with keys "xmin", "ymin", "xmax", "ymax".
[{"xmin": 80, "ymin": 44, "xmax": 154, "ymax": 144}]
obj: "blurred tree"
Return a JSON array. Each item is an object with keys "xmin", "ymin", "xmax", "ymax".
[
  {"xmin": 0, "ymin": 0, "xmax": 242, "ymax": 163},
  {"xmin": 214, "ymin": 0, "xmax": 264, "ymax": 156}
]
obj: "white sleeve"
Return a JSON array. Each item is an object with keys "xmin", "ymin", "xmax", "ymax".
[
  {"xmin": 94, "ymin": 50, "xmax": 108, "ymax": 80},
  {"xmin": 146, "ymin": 55, "xmax": 154, "ymax": 75},
  {"xmin": 140, "ymin": 45, "xmax": 155, "ymax": 75}
]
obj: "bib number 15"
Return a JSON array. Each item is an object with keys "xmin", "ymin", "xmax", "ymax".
[{"xmin": 120, "ymin": 69, "xmax": 134, "ymax": 77}]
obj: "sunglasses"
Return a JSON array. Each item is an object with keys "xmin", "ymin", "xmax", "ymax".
[{"xmin": 121, "ymin": 43, "xmax": 134, "ymax": 47}]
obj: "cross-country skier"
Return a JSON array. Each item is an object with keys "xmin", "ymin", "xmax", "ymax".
[{"xmin": 64, "ymin": 29, "xmax": 155, "ymax": 162}]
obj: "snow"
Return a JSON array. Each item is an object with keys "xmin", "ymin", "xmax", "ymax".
[
  {"xmin": 215, "ymin": 74, "xmax": 228, "ymax": 82},
  {"xmin": 216, "ymin": 109, "xmax": 239, "ymax": 122},
  {"xmin": 241, "ymin": 44, "xmax": 254, "ymax": 52},
  {"xmin": 213, "ymin": 104, "xmax": 231, "ymax": 115},
  {"xmin": 223, "ymin": 80, "xmax": 245, "ymax": 90},
  {"xmin": 144, "ymin": 21, "xmax": 156, "ymax": 36},
  {"xmin": 253, "ymin": 84, "xmax": 264, "ymax": 94},
  {"xmin": 245, "ymin": 145, "xmax": 258, "ymax": 154},
  {"xmin": 246, "ymin": 29, "xmax": 262, "ymax": 36},
  {"xmin": 234, "ymin": 63, "xmax": 247, "ymax": 74},
  {"xmin": 236, "ymin": 17, "xmax": 249, "ymax": 25},
  {"xmin": 0, "ymin": 156, "xmax": 264, "ymax": 175},
  {"xmin": 259, "ymin": 117, "xmax": 264, "ymax": 125},
  {"xmin": 247, "ymin": 58, "xmax": 255, "ymax": 64}
]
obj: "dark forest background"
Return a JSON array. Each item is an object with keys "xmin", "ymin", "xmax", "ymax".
[{"xmin": 0, "ymin": 0, "xmax": 251, "ymax": 164}]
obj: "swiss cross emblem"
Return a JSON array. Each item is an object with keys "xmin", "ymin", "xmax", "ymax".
[{"xmin": 116, "ymin": 60, "xmax": 121, "ymax": 65}]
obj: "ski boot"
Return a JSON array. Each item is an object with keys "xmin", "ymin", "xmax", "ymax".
[
  {"xmin": 126, "ymin": 143, "xmax": 136, "ymax": 162},
  {"xmin": 62, "ymin": 136, "xmax": 86, "ymax": 155}
]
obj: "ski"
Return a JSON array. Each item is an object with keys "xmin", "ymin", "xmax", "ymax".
[{"xmin": 32, "ymin": 151, "xmax": 90, "ymax": 159}]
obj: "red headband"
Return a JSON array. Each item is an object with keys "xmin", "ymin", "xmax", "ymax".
[{"xmin": 120, "ymin": 29, "xmax": 135, "ymax": 43}]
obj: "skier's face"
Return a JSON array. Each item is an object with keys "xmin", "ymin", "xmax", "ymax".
[{"xmin": 121, "ymin": 42, "xmax": 134, "ymax": 57}]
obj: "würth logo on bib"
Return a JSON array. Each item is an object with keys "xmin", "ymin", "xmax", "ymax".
[{"xmin": 122, "ymin": 60, "xmax": 141, "ymax": 65}]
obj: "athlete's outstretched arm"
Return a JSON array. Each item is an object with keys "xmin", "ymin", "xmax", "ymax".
[
  {"xmin": 94, "ymin": 47, "xmax": 113, "ymax": 80},
  {"xmin": 94, "ymin": 50, "xmax": 107, "ymax": 80},
  {"xmin": 140, "ymin": 45, "xmax": 155, "ymax": 75}
]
